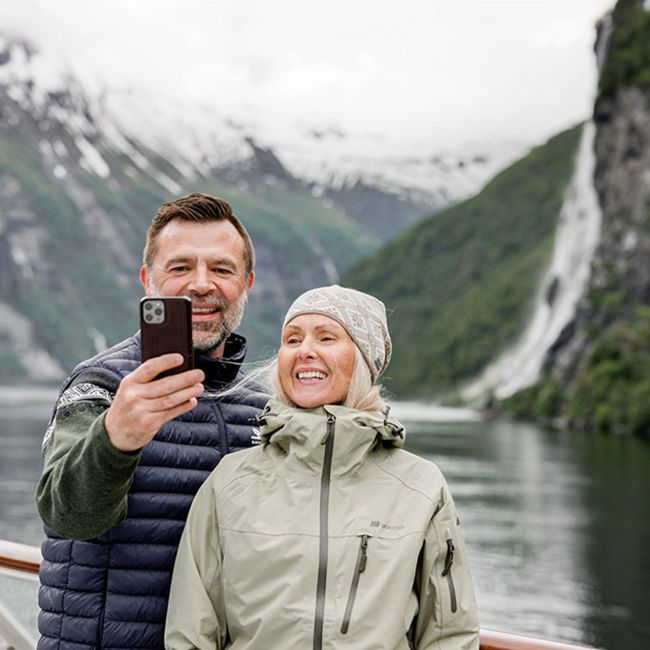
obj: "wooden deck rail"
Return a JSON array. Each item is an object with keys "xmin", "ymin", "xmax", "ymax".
[
  {"xmin": 0, "ymin": 539, "xmax": 41, "ymax": 574},
  {"xmin": 0, "ymin": 539, "xmax": 601, "ymax": 650}
]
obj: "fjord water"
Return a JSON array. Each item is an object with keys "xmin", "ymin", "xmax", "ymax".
[{"xmin": 2, "ymin": 392, "xmax": 649, "ymax": 650}]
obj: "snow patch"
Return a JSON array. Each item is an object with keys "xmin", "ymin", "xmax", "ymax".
[
  {"xmin": 10, "ymin": 244, "xmax": 34, "ymax": 279},
  {"xmin": 53, "ymin": 140, "xmax": 68, "ymax": 157},
  {"xmin": 87, "ymin": 327, "xmax": 107, "ymax": 353},
  {"xmin": 623, "ymin": 230, "xmax": 638, "ymax": 251},
  {"xmin": 152, "ymin": 170, "xmax": 182, "ymax": 194},
  {"xmin": 75, "ymin": 135, "xmax": 110, "ymax": 178},
  {"xmin": 0, "ymin": 302, "xmax": 65, "ymax": 381}
]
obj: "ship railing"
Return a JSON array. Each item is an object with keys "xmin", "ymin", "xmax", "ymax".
[{"xmin": 0, "ymin": 539, "xmax": 601, "ymax": 650}]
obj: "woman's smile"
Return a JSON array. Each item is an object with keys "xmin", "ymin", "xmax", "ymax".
[{"xmin": 278, "ymin": 313, "xmax": 356, "ymax": 408}]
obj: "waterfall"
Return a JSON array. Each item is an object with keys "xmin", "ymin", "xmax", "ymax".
[
  {"xmin": 595, "ymin": 13, "xmax": 613, "ymax": 70},
  {"xmin": 463, "ymin": 121, "xmax": 602, "ymax": 401}
]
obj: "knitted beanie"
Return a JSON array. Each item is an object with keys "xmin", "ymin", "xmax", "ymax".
[{"xmin": 283, "ymin": 284, "xmax": 392, "ymax": 381}]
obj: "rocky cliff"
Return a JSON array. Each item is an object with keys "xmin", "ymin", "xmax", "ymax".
[{"xmin": 507, "ymin": 0, "xmax": 650, "ymax": 435}]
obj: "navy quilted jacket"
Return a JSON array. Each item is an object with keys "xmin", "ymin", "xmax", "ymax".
[{"xmin": 37, "ymin": 332, "xmax": 268, "ymax": 650}]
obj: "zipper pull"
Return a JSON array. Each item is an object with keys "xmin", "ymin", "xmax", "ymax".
[
  {"xmin": 442, "ymin": 530, "xmax": 455, "ymax": 577},
  {"xmin": 357, "ymin": 534, "xmax": 368, "ymax": 573},
  {"xmin": 321, "ymin": 412, "xmax": 336, "ymax": 444}
]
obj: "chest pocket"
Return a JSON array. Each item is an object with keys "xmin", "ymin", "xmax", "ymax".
[
  {"xmin": 332, "ymin": 528, "xmax": 424, "ymax": 641},
  {"xmin": 340, "ymin": 534, "xmax": 369, "ymax": 635}
]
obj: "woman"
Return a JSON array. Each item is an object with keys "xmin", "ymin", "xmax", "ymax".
[{"xmin": 165, "ymin": 285, "xmax": 479, "ymax": 649}]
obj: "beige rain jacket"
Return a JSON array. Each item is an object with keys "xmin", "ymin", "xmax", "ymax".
[{"xmin": 165, "ymin": 400, "xmax": 479, "ymax": 650}]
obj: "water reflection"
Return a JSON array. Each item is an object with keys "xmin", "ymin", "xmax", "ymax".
[
  {"xmin": 404, "ymin": 417, "xmax": 650, "ymax": 650},
  {"xmin": 1, "ymin": 396, "xmax": 650, "ymax": 650},
  {"xmin": 580, "ymin": 434, "xmax": 650, "ymax": 650},
  {"xmin": 0, "ymin": 406, "xmax": 50, "ymax": 546}
]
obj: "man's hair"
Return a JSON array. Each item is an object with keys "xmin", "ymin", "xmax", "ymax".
[{"xmin": 143, "ymin": 193, "xmax": 255, "ymax": 276}]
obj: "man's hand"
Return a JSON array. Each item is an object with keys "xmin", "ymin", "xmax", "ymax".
[{"xmin": 105, "ymin": 354, "xmax": 205, "ymax": 452}]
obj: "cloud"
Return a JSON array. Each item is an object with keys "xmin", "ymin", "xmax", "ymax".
[{"xmin": 4, "ymin": 0, "xmax": 616, "ymax": 149}]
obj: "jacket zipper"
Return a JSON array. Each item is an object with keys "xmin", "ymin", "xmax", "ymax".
[
  {"xmin": 340, "ymin": 534, "xmax": 369, "ymax": 634},
  {"xmin": 441, "ymin": 530, "xmax": 457, "ymax": 614},
  {"xmin": 313, "ymin": 412, "xmax": 336, "ymax": 650},
  {"xmin": 210, "ymin": 401, "xmax": 231, "ymax": 456}
]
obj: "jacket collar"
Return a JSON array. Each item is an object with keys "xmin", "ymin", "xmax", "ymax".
[
  {"xmin": 133, "ymin": 331, "xmax": 247, "ymax": 388},
  {"xmin": 194, "ymin": 332, "xmax": 247, "ymax": 388},
  {"xmin": 258, "ymin": 398, "xmax": 405, "ymax": 476}
]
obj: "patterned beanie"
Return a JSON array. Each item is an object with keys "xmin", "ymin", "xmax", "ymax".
[{"xmin": 283, "ymin": 284, "xmax": 392, "ymax": 381}]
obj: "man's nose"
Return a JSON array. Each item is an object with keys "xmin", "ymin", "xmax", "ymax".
[{"xmin": 187, "ymin": 266, "xmax": 213, "ymax": 293}]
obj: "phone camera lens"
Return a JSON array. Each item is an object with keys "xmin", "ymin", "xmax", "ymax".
[
  {"xmin": 145, "ymin": 303, "xmax": 153, "ymax": 311},
  {"xmin": 144, "ymin": 314, "xmax": 153, "ymax": 322},
  {"xmin": 154, "ymin": 308, "xmax": 163, "ymax": 316}
]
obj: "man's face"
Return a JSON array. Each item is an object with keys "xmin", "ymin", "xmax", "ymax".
[{"xmin": 140, "ymin": 219, "xmax": 254, "ymax": 357}]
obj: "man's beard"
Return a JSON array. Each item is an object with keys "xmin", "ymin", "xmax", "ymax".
[
  {"xmin": 147, "ymin": 282, "xmax": 247, "ymax": 356},
  {"xmin": 191, "ymin": 291, "xmax": 247, "ymax": 355}
]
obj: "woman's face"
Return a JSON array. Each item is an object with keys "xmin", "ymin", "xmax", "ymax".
[{"xmin": 278, "ymin": 313, "xmax": 356, "ymax": 408}]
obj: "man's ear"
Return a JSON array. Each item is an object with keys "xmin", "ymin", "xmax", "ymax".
[
  {"xmin": 244, "ymin": 271, "xmax": 255, "ymax": 303},
  {"xmin": 140, "ymin": 265, "xmax": 151, "ymax": 294}
]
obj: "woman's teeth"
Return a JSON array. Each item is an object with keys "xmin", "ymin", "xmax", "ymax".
[{"xmin": 297, "ymin": 371, "xmax": 326, "ymax": 380}]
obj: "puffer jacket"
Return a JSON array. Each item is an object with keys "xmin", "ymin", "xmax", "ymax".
[
  {"xmin": 165, "ymin": 399, "xmax": 479, "ymax": 650},
  {"xmin": 38, "ymin": 332, "xmax": 268, "ymax": 650}
]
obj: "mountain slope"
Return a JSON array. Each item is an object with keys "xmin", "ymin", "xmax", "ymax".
[
  {"xmin": 0, "ymin": 39, "xmax": 379, "ymax": 379},
  {"xmin": 344, "ymin": 126, "xmax": 582, "ymax": 397},
  {"xmin": 0, "ymin": 34, "xmax": 525, "ymax": 383}
]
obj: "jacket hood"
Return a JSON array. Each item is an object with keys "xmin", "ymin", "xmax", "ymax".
[{"xmin": 257, "ymin": 398, "xmax": 405, "ymax": 476}]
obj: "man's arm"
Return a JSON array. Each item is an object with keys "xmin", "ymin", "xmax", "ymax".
[
  {"xmin": 36, "ymin": 353, "xmax": 205, "ymax": 540},
  {"xmin": 36, "ymin": 381, "xmax": 142, "ymax": 539}
]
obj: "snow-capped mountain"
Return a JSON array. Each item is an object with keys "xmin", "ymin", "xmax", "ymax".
[
  {"xmin": 1, "ymin": 35, "xmax": 518, "ymax": 232},
  {"xmin": 0, "ymin": 34, "xmax": 520, "ymax": 381}
]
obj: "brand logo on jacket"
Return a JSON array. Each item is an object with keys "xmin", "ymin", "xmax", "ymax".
[{"xmin": 370, "ymin": 520, "xmax": 405, "ymax": 531}]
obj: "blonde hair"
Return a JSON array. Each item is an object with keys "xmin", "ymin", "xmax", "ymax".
[{"xmin": 216, "ymin": 345, "xmax": 386, "ymax": 412}]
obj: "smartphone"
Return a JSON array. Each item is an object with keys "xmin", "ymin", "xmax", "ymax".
[{"xmin": 140, "ymin": 296, "xmax": 194, "ymax": 378}]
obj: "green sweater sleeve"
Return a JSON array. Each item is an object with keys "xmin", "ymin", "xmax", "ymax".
[{"xmin": 36, "ymin": 400, "xmax": 142, "ymax": 540}]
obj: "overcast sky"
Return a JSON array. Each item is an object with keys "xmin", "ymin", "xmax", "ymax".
[{"xmin": 5, "ymin": 0, "xmax": 616, "ymax": 152}]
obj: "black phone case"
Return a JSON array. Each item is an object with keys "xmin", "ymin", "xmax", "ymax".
[{"xmin": 140, "ymin": 297, "xmax": 194, "ymax": 378}]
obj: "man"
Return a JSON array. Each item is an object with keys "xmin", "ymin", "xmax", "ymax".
[{"xmin": 36, "ymin": 193, "xmax": 268, "ymax": 650}]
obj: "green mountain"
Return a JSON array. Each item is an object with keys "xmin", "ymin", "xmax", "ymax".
[
  {"xmin": 344, "ymin": 126, "xmax": 582, "ymax": 398},
  {"xmin": 346, "ymin": 0, "xmax": 650, "ymax": 437}
]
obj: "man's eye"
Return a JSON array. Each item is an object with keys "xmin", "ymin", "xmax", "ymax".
[{"xmin": 170, "ymin": 266, "xmax": 189, "ymax": 273}]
